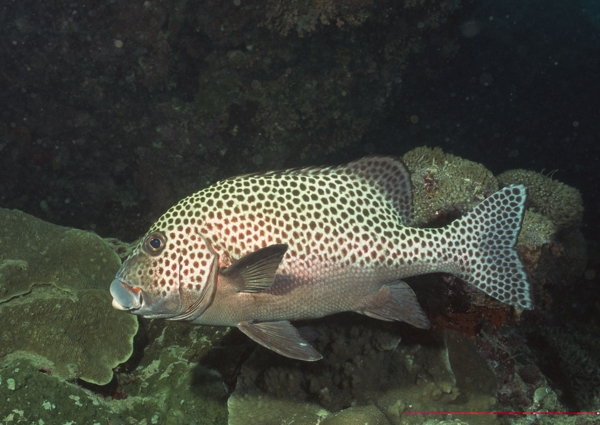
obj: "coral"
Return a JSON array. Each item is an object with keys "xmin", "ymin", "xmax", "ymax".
[
  {"xmin": 516, "ymin": 210, "xmax": 557, "ymax": 275},
  {"xmin": 403, "ymin": 147, "xmax": 498, "ymax": 227},
  {"xmin": 518, "ymin": 211, "xmax": 557, "ymax": 255},
  {"xmin": 0, "ymin": 344, "xmax": 228, "ymax": 424},
  {"xmin": 0, "ymin": 208, "xmax": 138, "ymax": 385},
  {"xmin": 496, "ymin": 169, "xmax": 584, "ymax": 229}
]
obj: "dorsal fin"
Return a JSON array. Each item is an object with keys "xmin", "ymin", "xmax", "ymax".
[
  {"xmin": 226, "ymin": 155, "xmax": 413, "ymax": 225},
  {"xmin": 341, "ymin": 156, "xmax": 413, "ymax": 225}
]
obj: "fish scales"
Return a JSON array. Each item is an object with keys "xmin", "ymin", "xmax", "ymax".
[{"xmin": 111, "ymin": 156, "xmax": 532, "ymax": 361}]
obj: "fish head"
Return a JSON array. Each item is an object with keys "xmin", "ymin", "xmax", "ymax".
[{"xmin": 110, "ymin": 227, "xmax": 219, "ymax": 321}]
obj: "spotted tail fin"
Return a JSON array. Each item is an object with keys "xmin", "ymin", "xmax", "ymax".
[{"xmin": 452, "ymin": 184, "xmax": 533, "ymax": 310}]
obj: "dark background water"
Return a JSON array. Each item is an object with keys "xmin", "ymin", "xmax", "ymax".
[
  {"xmin": 358, "ymin": 0, "xmax": 600, "ymax": 244},
  {"xmin": 0, "ymin": 0, "xmax": 598, "ymax": 243}
]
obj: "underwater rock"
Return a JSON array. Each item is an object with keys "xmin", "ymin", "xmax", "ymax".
[
  {"xmin": 227, "ymin": 316, "xmax": 503, "ymax": 425},
  {"xmin": 472, "ymin": 323, "xmax": 571, "ymax": 419},
  {"xmin": 228, "ymin": 374, "xmax": 326, "ymax": 425},
  {"xmin": 0, "ymin": 208, "xmax": 138, "ymax": 385},
  {"xmin": 0, "ymin": 152, "xmax": 587, "ymax": 423},
  {"xmin": 321, "ymin": 405, "xmax": 390, "ymax": 425},
  {"xmin": 535, "ymin": 325, "xmax": 600, "ymax": 410}
]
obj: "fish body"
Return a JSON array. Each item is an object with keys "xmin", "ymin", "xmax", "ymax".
[{"xmin": 111, "ymin": 156, "xmax": 532, "ymax": 360}]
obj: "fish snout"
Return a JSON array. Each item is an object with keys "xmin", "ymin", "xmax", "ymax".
[{"xmin": 110, "ymin": 279, "xmax": 142, "ymax": 311}]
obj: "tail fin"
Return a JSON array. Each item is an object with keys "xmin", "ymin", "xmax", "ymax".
[{"xmin": 452, "ymin": 184, "xmax": 533, "ymax": 310}]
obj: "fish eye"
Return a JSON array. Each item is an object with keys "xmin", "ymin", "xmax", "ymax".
[{"xmin": 144, "ymin": 232, "xmax": 166, "ymax": 255}]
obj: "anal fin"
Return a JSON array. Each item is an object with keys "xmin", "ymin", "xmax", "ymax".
[
  {"xmin": 238, "ymin": 320, "xmax": 323, "ymax": 361},
  {"xmin": 361, "ymin": 280, "xmax": 431, "ymax": 329}
]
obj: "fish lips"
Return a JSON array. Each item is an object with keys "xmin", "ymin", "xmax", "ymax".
[{"xmin": 110, "ymin": 279, "xmax": 142, "ymax": 312}]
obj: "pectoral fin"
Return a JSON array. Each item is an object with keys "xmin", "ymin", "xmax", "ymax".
[
  {"xmin": 361, "ymin": 280, "xmax": 431, "ymax": 329},
  {"xmin": 221, "ymin": 244, "xmax": 288, "ymax": 293},
  {"xmin": 238, "ymin": 320, "xmax": 323, "ymax": 361}
]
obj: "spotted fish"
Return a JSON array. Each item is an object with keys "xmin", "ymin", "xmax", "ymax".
[{"xmin": 111, "ymin": 156, "xmax": 532, "ymax": 360}]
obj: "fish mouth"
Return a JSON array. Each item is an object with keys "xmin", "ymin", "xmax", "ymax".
[{"xmin": 110, "ymin": 279, "xmax": 142, "ymax": 312}]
